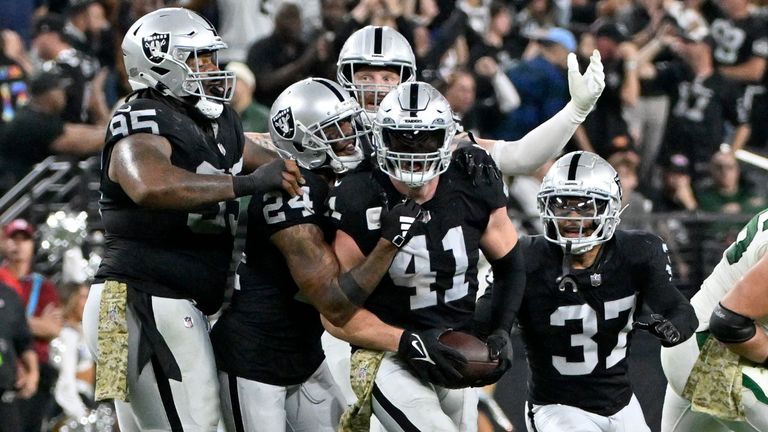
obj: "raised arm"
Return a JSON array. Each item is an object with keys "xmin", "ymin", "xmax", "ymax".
[{"xmin": 474, "ymin": 50, "xmax": 605, "ymax": 175}]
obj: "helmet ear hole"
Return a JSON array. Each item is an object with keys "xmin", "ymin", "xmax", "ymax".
[{"xmin": 150, "ymin": 66, "xmax": 170, "ymax": 76}]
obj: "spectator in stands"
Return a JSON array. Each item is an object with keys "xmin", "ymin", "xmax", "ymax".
[
  {"xmin": 621, "ymin": 0, "xmax": 673, "ymax": 183},
  {"xmin": 466, "ymin": 2, "xmax": 525, "ymax": 136},
  {"xmin": 332, "ymin": 0, "xmax": 417, "ymax": 62},
  {"xmin": 31, "ymin": 13, "xmax": 110, "ymax": 125},
  {"xmin": 468, "ymin": 0, "xmax": 527, "ymax": 69},
  {"xmin": 654, "ymin": 153, "xmax": 698, "ymax": 212},
  {"xmin": 638, "ymin": 29, "xmax": 751, "ymax": 183},
  {"xmin": 62, "ymin": 0, "xmax": 116, "ymax": 76},
  {"xmin": 440, "ymin": 68, "xmax": 479, "ymax": 131},
  {"xmin": 0, "ymin": 219, "xmax": 62, "ymax": 432},
  {"xmin": 306, "ymin": 0, "xmax": 350, "ymax": 79},
  {"xmin": 413, "ymin": 6, "xmax": 472, "ymax": 83},
  {"xmin": 225, "ymin": 62, "xmax": 270, "ymax": 133},
  {"xmin": 0, "ymin": 30, "xmax": 30, "ymax": 128},
  {"xmin": 710, "ymin": 0, "xmax": 768, "ymax": 148},
  {"xmin": 491, "ymin": 27, "xmax": 574, "ymax": 140},
  {"xmin": 51, "ymin": 281, "xmax": 95, "ymax": 425},
  {"xmin": 0, "ymin": 281, "xmax": 38, "ymax": 432},
  {"xmin": 581, "ymin": 22, "xmax": 640, "ymax": 158},
  {"xmin": 471, "ymin": 54, "xmax": 522, "ymax": 136},
  {"xmin": 697, "ymin": 149, "xmax": 765, "ymax": 220},
  {"xmin": 247, "ymin": 3, "xmax": 333, "ymax": 106},
  {"xmin": 0, "ymin": 70, "xmax": 104, "ymax": 195},
  {"xmin": 514, "ymin": 0, "xmax": 558, "ymax": 35}
]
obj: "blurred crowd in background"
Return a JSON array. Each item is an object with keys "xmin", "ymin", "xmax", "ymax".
[{"xmin": 0, "ymin": 0, "xmax": 766, "ymax": 430}]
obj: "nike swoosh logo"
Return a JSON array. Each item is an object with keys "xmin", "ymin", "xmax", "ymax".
[
  {"xmin": 410, "ymin": 337, "xmax": 435, "ymax": 364},
  {"xmin": 116, "ymin": 105, "xmax": 132, "ymax": 113},
  {"xmin": 412, "ymin": 340, "xmax": 425, "ymax": 357}
]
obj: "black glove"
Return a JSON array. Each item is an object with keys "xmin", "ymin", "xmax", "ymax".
[
  {"xmin": 472, "ymin": 328, "xmax": 513, "ymax": 387},
  {"xmin": 232, "ymin": 158, "xmax": 302, "ymax": 197},
  {"xmin": 633, "ymin": 314, "xmax": 682, "ymax": 347},
  {"xmin": 452, "ymin": 140, "xmax": 501, "ymax": 186},
  {"xmin": 397, "ymin": 329, "xmax": 467, "ymax": 387},
  {"xmin": 380, "ymin": 199, "xmax": 423, "ymax": 248}
]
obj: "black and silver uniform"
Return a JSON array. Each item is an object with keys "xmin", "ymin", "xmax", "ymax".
[
  {"xmin": 95, "ymin": 88, "xmax": 244, "ymax": 315},
  {"xmin": 211, "ymin": 168, "xmax": 330, "ymax": 386},
  {"xmin": 656, "ymin": 60, "xmax": 748, "ymax": 168},
  {"xmin": 328, "ymin": 146, "xmax": 507, "ymax": 332},
  {"xmin": 710, "ymin": 14, "xmax": 768, "ymax": 80},
  {"xmin": 518, "ymin": 231, "xmax": 696, "ymax": 416}
]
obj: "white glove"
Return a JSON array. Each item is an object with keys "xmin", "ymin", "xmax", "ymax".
[{"xmin": 567, "ymin": 49, "xmax": 605, "ymax": 123}]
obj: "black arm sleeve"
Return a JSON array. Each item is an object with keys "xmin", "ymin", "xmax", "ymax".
[
  {"xmin": 487, "ymin": 242, "xmax": 526, "ymax": 333},
  {"xmin": 639, "ymin": 235, "xmax": 698, "ymax": 343}
]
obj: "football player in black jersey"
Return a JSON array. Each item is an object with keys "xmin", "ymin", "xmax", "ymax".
[
  {"xmin": 516, "ymin": 151, "xmax": 697, "ymax": 432},
  {"xmin": 325, "ymin": 81, "xmax": 525, "ymax": 431},
  {"xmin": 80, "ymin": 8, "xmax": 303, "ymax": 432},
  {"xmin": 211, "ymin": 78, "xmax": 462, "ymax": 432}
]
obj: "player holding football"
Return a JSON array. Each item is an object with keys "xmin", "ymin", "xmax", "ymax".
[
  {"xmin": 661, "ymin": 208, "xmax": 768, "ymax": 432},
  {"xmin": 513, "ymin": 151, "xmax": 697, "ymax": 432},
  {"xmin": 211, "ymin": 78, "xmax": 469, "ymax": 432},
  {"xmin": 325, "ymin": 81, "xmax": 523, "ymax": 431}
]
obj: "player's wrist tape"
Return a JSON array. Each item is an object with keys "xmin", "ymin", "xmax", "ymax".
[
  {"xmin": 339, "ymin": 272, "xmax": 369, "ymax": 306},
  {"xmin": 232, "ymin": 175, "xmax": 257, "ymax": 198},
  {"xmin": 710, "ymin": 302, "xmax": 757, "ymax": 344}
]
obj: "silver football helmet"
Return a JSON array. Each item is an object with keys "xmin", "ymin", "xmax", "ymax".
[
  {"xmin": 269, "ymin": 78, "xmax": 368, "ymax": 173},
  {"xmin": 538, "ymin": 151, "xmax": 624, "ymax": 255},
  {"xmin": 337, "ymin": 26, "xmax": 417, "ymax": 117},
  {"xmin": 373, "ymin": 82, "xmax": 456, "ymax": 188},
  {"xmin": 122, "ymin": 8, "xmax": 235, "ymax": 118}
]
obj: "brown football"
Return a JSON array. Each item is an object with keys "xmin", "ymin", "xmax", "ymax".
[{"xmin": 439, "ymin": 330, "xmax": 500, "ymax": 386}]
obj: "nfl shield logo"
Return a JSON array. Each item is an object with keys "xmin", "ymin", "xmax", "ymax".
[
  {"xmin": 142, "ymin": 32, "xmax": 170, "ymax": 64},
  {"xmin": 184, "ymin": 316, "xmax": 194, "ymax": 328},
  {"xmin": 590, "ymin": 273, "xmax": 602, "ymax": 287},
  {"xmin": 271, "ymin": 107, "xmax": 295, "ymax": 140}
]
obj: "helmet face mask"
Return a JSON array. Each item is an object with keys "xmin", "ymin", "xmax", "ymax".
[
  {"xmin": 269, "ymin": 78, "xmax": 368, "ymax": 174},
  {"xmin": 373, "ymin": 82, "xmax": 456, "ymax": 189},
  {"xmin": 123, "ymin": 8, "xmax": 236, "ymax": 118},
  {"xmin": 537, "ymin": 152, "xmax": 623, "ymax": 255},
  {"xmin": 180, "ymin": 49, "xmax": 233, "ymax": 100},
  {"xmin": 337, "ymin": 26, "xmax": 417, "ymax": 117}
]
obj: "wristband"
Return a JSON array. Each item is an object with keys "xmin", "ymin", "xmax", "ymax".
[
  {"xmin": 339, "ymin": 272, "xmax": 368, "ymax": 306},
  {"xmin": 232, "ymin": 175, "xmax": 256, "ymax": 198}
]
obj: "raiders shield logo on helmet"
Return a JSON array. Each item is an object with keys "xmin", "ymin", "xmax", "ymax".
[
  {"xmin": 272, "ymin": 107, "xmax": 295, "ymax": 140},
  {"xmin": 143, "ymin": 32, "xmax": 170, "ymax": 64}
]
